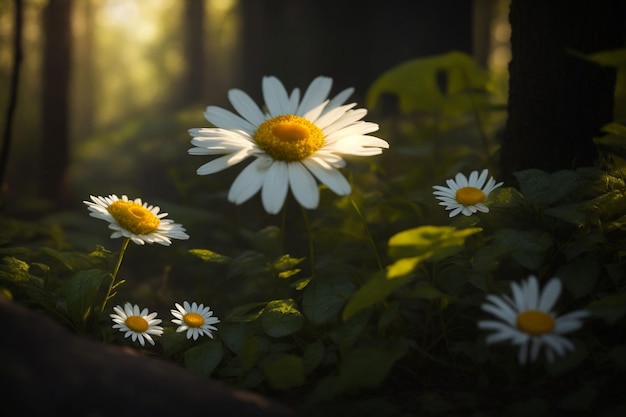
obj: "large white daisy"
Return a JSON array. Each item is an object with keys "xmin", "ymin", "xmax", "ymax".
[
  {"xmin": 111, "ymin": 303, "xmax": 164, "ymax": 346},
  {"xmin": 84, "ymin": 194, "xmax": 190, "ymax": 246},
  {"xmin": 188, "ymin": 76, "xmax": 389, "ymax": 214},
  {"xmin": 171, "ymin": 301, "xmax": 220, "ymax": 340},
  {"xmin": 432, "ymin": 169, "xmax": 503, "ymax": 217},
  {"xmin": 477, "ymin": 275, "xmax": 589, "ymax": 364}
]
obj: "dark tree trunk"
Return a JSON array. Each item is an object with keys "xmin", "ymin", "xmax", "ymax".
[
  {"xmin": 500, "ymin": 0, "xmax": 624, "ymax": 185},
  {"xmin": 238, "ymin": 0, "xmax": 472, "ymax": 103},
  {"xmin": 41, "ymin": 0, "xmax": 72, "ymax": 206},
  {"xmin": 182, "ymin": 0, "xmax": 206, "ymax": 106}
]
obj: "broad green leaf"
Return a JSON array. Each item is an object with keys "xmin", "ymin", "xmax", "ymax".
[
  {"xmin": 585, "ymin": 189, "xmax": 626, "ymax": 222},
  {"xmin": 578, "ymin": 47, "xmax": 626, "ymax": 68},
  {"xmin": 188, "ymin": 248, "xmax": 231, "ymax": 263},
  {"xmin": 342, "ymin": 270, "xmax": 412, "ymax": 321},
  {"xmin": 404, "ymin": 283, "xmax": 451, "ymax": 301},
  {"xmin": 0, "ymin": 256, "xmax": 30, "ymax": 282},
  {"xmin": 270, "ymin": 254, "xmax": 305, "ymax": 272},
  {"xmin": 65, "ymin": 269, "xmax": 109, "ymax": 324},
  {"xmin": 544, "ymin": 203, "xmax": 587, "ymax": 225},
  {"xmin": 601, "ymin": 121, "xmax": 626, "ymax": 137},
  {"xmin": 329, "ymin": 310, "xmax": 371, "ymax": 353},
  {"xmin": 184, "ymin": 341, "xmax": 224, "ymax": 376},
  {"xmin": 557, "ymin": 258, "xmax": 600, "ymax": 299},
  {"xmin": 303, "ymin": 340, "xmax": 325, "ymax": 375},
  {"xmin": 491, "ymin": 229, "xmax": 552, "ymax": 270},
  {"xmin": 259, "ymin": 353, "xmax": 305, "ymax": 390},
  {"xmin": 514, "ymin": 169, "xmax": 579, "ymax": 205},
  {"xmin": 261, "ymin": 299, "xmax": 303, "ymax": 338},
  {"xmin": 366, "ymin": 51, "xmax": 491, "ymax": 115},
  {"xmin": 302, "ymin": 275, "xmax": 355, "ymax": 325},
  {"xmin": 224, "ymin": 301, "xmax": 266, "ymax": 322},
  {"xmin": 219, "ymin": 322, "xmax": 251, "ymax": 354},
  {"xmin": 487, "ymin": 186, "xmax": 525, "ymax": 208},
  {"xmin": 388, "ymin": 226, "xmax": 482, "ymax": 261},
  {"xmin": 40, "ymin": 247, "xmax": 105, "ymax": 272},
  {"xmin": 308, "ymin": 342, "xmax": 409, "ymax": 402},
  {"xmin": 587, "ymin": 292, "xmax": 626, "ymax": 324},
  {"xmin": 435, "ymin": 265, "xmax": 469, "ymax": 296}
]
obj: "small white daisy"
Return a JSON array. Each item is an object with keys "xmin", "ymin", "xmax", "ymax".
[
  {"xmin": 84, "ymin": 194, "xmax": 190, "ymax": 246},
  {"xmin": 111, "ymin": 303, "xmax": 163, "ymax": 346},
  {"xmin": 478, "ymin": 275, "xmax": 589, "ymax": 364},
  {"xmin": 171, "ymin": 301, "xmax": 220, "ymax": 340},
  {"xmin": 432, "ymin": 169, "xmax": 503, "ymax": 217},
  {"xmin": 188, "ymin": 75, "xmax": 389, "ymax": 214}
]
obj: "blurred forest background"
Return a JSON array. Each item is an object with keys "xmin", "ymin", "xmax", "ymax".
[{"xmin": 0, "ymin": 0, "xmax": 513, "ymax": 215}]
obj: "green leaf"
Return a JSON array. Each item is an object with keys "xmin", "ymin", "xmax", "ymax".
[
  {"xmin": 224, "ymin": 301, "xmax": 267, "ymax": 322},
  {"xmin": 302, "ymin": 275, "xmax": 355, "ymax": 325},
  {"xmin": 308, "ymin": 342, "xmax": 409, "ymax": 402},
  {"xmin": 259, "ymin": 353, "xmax": 305, "ymax": 390},
  {"xmin": 557, "ymin": 258, "xmax": 600, "ymax": 299},
  {"xmin": 270, "ymin": 254, "xmax": 305, "ymax": 272},
  {"xmin": 487, "ymin": 186, "xmax": 525, "ymax": 208},
  {"xmin": 64, "ymin": 269, "xmax": 109, "ymax": 324},
  {"xmin": 219, "ymin": 322, "xmax": 251, "ymax": 354},
  {"xmin": 435, "ymin": 264, "xmax": 469, "ymax": 296},
  {"xmin": 41, "ymin": 247, "xmax": 105, "ymax": 272},
  {"xmin": 303, "ymin": 340, "xmax": 325, "ymax": 375},
  {"xmin": 388, "ymin": 226, "xmax": 482, "ymax": 261},
  {"xmin": 514, "ymin": 169, "xmax": 579, "ymax": 205},
  {"xmin": 366, "ymin": 51, "xmax": 491, "ymax": 115},
  {"xmin": 544, "ymin": 203, "xmax": 587, "ymax": 225},
  {"xmin": 587, "ymin": 292, "xmax": 626, "ymax": 324},
  {"xmin": 0, "ymin": 256, "xmax": 31, "ymax": 282},
  {"xmin": 342, "ymin": 270, "xmax": 413, "ymax": 321},
  {"xmin": 490, "ymin": 229, "xmax": 553, "ymax": 270},
  {"xmin": 188, "ymin": 248, "xmax": 231, "ymax": 263},
  {"xmin": 261, "ymin": 299, "xmax": 303, "ymax": 338},
  {"xmin": 183, "ymin": 341, "xmax": 224, "ymax": 376}
]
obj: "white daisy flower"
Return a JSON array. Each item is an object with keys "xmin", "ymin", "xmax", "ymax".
[
  {"xmin": 110, "ymin": 303, "xmax": 163, "ymax": 346},
  {"xmin": 84, "ymin": 194, "xmax": 190, "ymax": 246},
  {"xmin": 432, "ymin": 169, "xmax": 503, "ymax": 217},
  {"xmin": 477, "ymin": 275, "xmax": 589, "ymax": 364},
  {"xmin": 188, "ymin": 75, "xmax": 389, "ymax": 214},
  {"xmin": 171, "ymin": 301, "xmax": 220, "ymax": 340}
]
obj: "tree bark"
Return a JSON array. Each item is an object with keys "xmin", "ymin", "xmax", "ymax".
[
  {"xmin": 41, "ymin": 0, "xmax": 73, "ymax": 206},
  {"xmin": 500, "ymin": 0, "xmax": 624, "ymax": 184},
  {"xmin": 182, "ymin": 0, "xmax": 207, "ymax": 106}
]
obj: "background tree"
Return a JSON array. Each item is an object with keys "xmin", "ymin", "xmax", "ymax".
[
  {"xmin": 41, "ymin": 0, "xmax": 72, "ymax": 206},
  {"xmin": 499, "ymin": 0, "xmax": 625, "ymax": 184}
]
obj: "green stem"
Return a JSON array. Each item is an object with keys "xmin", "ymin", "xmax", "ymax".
[
  {"xmin": 99, "ymin": 238, "xmax": 130, "ymax": 316},
  {"xmin": 350, "ymin": 197, "xmax": 383, "ymax": 271},
  {"xmin": 300, "ymin": 206, "xmax": 316, "ymax": 278}
]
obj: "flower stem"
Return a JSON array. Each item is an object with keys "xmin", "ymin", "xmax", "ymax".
[
  {"xmin": 300, "ymin": 206, "xmax": 316, "ymax": 278},
  {"xmin": 99, "ymin": 237, "xmax": 130, "ymax": 317},
  {"xmin": 350, "ymin": 197, "xmax": 383, "ymax": 271}
]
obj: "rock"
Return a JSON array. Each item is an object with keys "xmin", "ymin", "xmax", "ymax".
[{"xmin": 0, "ymin": 295, "xmax": 296, "ymax": 417}]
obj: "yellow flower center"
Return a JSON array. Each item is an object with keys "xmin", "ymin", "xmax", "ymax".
[
  {"xmin": 183, "ymin": 312, "xmax": 205, "ymax": 328},
  {"xmin": 516, "ymin": 310, "xmax": 555, "ymax": 336},
  {"xmin": 107, "ymin": 200, "xmax": 160, "ymax": 235},
  {"xmin": 455, "ymin": 187, "xmax": 486, "ymax": 205},
  {"xmin": 126, "ymin": 315, "xmax": 149, "ymax": 333},
  {"xmin": 253, "ymin": 115, "xmax": 325, "ymax": 162}
]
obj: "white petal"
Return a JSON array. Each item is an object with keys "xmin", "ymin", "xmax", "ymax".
[
  {"xmin": 196, "ymin": 150, "xmax": 252, "ymax": 175},
  {"xmin": 204, "ymin": 106, "xmax": 256, "ymax": 133},
  {"xmin": 261, "ymin": 161, "xmax": 289, "ymax": 214},
  {"xmin": 538, "ymin": 278, "xmax": 562, "ymax": 312},
  {"xmin": 325, "ymin": 87, "xmax": 354, "ymax": 111},
  {"xmin": 263, "ymin": 76, "xmax": 290, "ymax": 116},
  {"xmin": 303, "ymin": 158, "xmax": 351, "ymax": 195},
  {"xmin": 228, "ymin": 89, "xmax": 266, "ymax": 126},
  {"xmin": 288, "ymin": 163, "xmax": 319, "ymax": 209},
  {"xmin": 297, "ymin": 76, "xmax": 332, "ymax": 116},
  {"xmin": 228, "ymin": 158, "xmax": 268, "ymax": 204}
]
